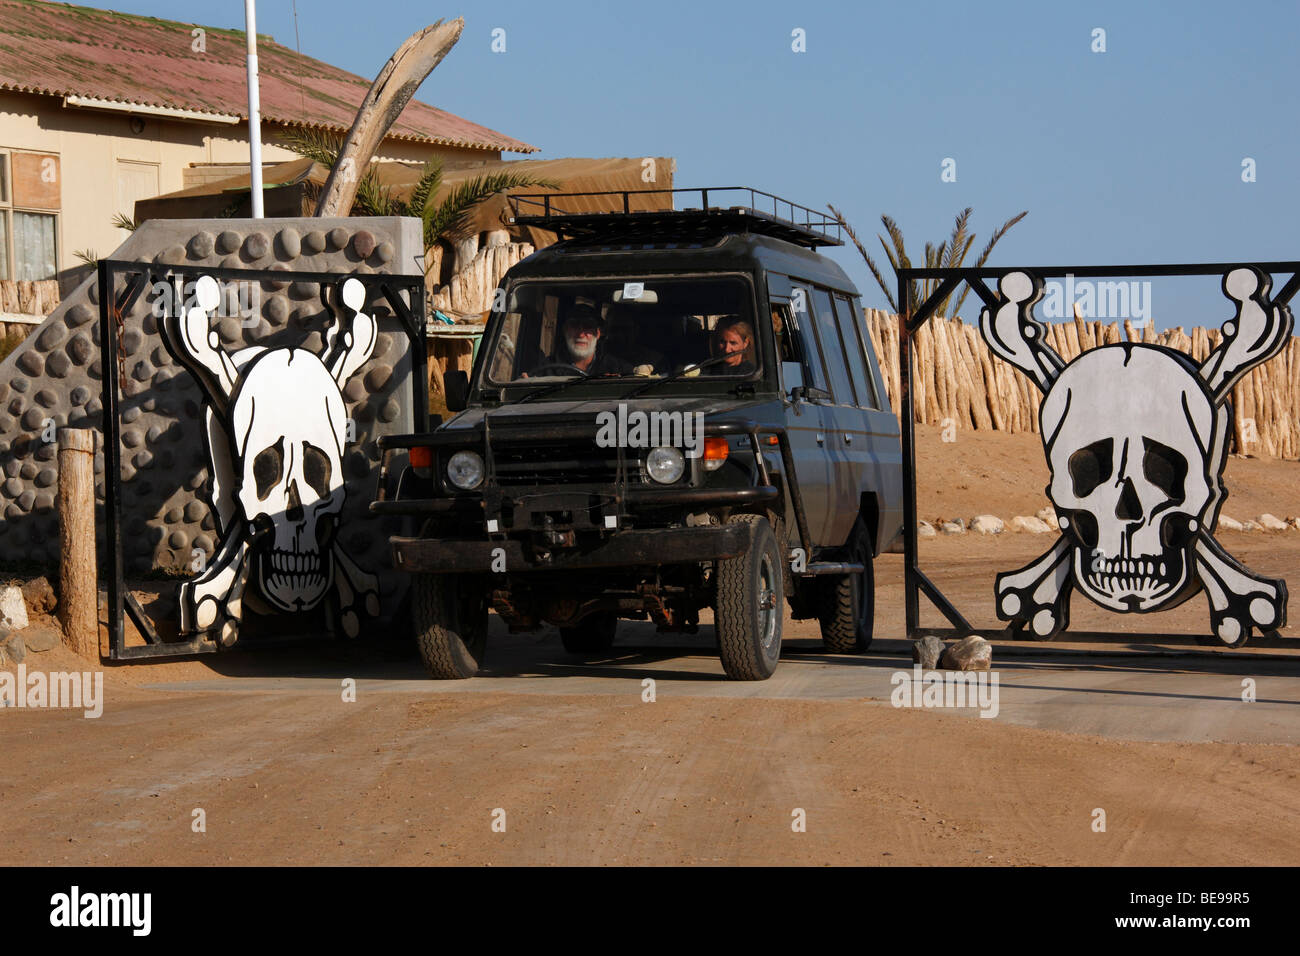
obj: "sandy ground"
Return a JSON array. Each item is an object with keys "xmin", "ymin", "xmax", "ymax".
[{"xmin": 1, "ymin": 425, "xmax": 1298, "ymax": 866}]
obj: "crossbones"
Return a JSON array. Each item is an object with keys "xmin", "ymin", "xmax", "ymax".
[
  {"xmin": 980, "ymin": 267, "xmax": 1290, "ymax": 646},
  {"xmin": 161, "ymin": 275, "xmax": 381, "ymax": 645}
]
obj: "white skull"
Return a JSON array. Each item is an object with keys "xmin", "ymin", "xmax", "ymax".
[
  {"xmin": 230, "ymin": 348, "xmax": 349, "ymax": 611},
  {"xmin": 1042, "ymin": 344, "xmax": 1224, "ymax": 612}
]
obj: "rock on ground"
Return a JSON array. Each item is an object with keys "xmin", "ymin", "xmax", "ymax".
[
  {"xmin": 3, "ymin": 633, "xmax": 25, "ymax": 664},
  {"xmin": 1242, "ymin": 520, "xmax": 1262, "ymax": 532},
  {"xmin": 1256, "ymin": 514, "xmax": 1288, "ymax": 531},
  {"xmin": 1036, "ymin": 506, "xmax": 1059, "ymax": 530},
  {"xmin": 23, "ymin": 628, "xmax": 59, "ymax": 653},
  {"xmin": 1009, "ymin": 515, "xmax": 1052, "ymax": 533},
  {"xmin": 940, "ymin": 521, "xmax": 965, "ymax": 535},
  {"xmin": 912, "ymin": 635, "xmax": 945, "ymax": 670},
  {"xmin": 1218, "ymin": 515, "xmax": 1244, "ymax": 532},
  {"xmin": 21, "ymin": 576, "xmax": 57, "ymax": 615},
  {"xmin": 970, "ymin": 515, "xmax": 1005, "ymax": 535},
  {"xmin": 0, "ymin": 587, "xmax": 28, "ymax": 630},
  {"xmin": 917, "ymin": 520, "xmax": 937, "ymax": 538},
  {"xmin": 940, "ymin": 635, "xmax": 993, "ymax": 671}
]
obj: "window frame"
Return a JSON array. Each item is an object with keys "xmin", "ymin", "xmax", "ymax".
[
  {"xmin": 784, "ymin": 283, "xmax": 833, "ymax": 401},
  {"xmin": 832, "ymin": 292, "xmax": 881, "ymax": 410},
  {"xmin": 0, "ymin": 148, "xmax": 62, "ymax": 282}
]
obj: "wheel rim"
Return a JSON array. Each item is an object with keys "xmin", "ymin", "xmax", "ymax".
[{"xmin": 757, "ymin": 552, "xmax": 778, "ymax": 651}]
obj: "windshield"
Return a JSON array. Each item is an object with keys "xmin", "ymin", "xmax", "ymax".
[{"xmin": 483, "ymin": 276, "xmax": 759, "ymax": 392}]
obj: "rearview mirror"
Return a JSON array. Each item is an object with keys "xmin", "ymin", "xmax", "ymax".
[{"xmin": 445, "ymin": 370, "xmax": 469, "ymax": 412}]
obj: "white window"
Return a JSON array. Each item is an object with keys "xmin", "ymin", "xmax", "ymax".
[{"xmin": 0, "ymin": 149, "xmax": 61, "ymax": 280}]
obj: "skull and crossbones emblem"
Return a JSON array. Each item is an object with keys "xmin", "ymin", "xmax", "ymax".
[
  {"xmin": 161, "ymin": 275, "xmax": 381, "ymax": 645},
  {"xmin": 980, "ymin": 267, "xmax": 1290, "ymax": 646}
]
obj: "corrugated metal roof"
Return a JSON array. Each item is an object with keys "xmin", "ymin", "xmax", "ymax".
[{"xmin": 0, "ymin": 0, "xmax": 538, "ymax": 153}]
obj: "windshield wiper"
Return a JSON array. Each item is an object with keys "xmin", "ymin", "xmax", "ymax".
[
  {"xmin": 514, "ymin": 371, "xmax": 621, "ymax": 404},
  {"xmin": 620, "ymin": 355, "xmax": 734, "ymax": 399}
]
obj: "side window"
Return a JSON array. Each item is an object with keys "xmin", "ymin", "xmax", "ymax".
[
  {"xmin": 810, "ymin": 287, "xmax": 856, "ymax": 405},
  {"xmin": 832, "ymin": 293, "xmax": 879, "ymax": 409},
  {"xmin": 784, "ymin": 287, "xmax": 830, "ymax": 396}
]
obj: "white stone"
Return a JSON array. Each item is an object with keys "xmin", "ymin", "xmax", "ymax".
[
  {"xmin": 1256, "ymin": 513, "xmax": 1288, "ymax": 531},
  {"xmin": 917, "ymin": 520, "xmax": 937, "ymax": 538},
  {"xmin": 939, "ymin": 521, "xmax": 965, "ymax": 535},
  {"xmin": 0, "ymin": 587, "xmax": 29, "ymax": 630},
  {"xmin": 970, "ymin": 514, "xmax": 1005, "ymax": 535},
  {"xmin": 1290, "ymin": 516, "xmax": 1300, "ymax": 532},
  {"xmin": 1242, "ymin": 520, "xmax": 1263, "ymax": 532},
  {"xmin": 1035, "ymin": 506, "xmax": 1059, "ymax": 530},
  {"xmin": 1009, "ymin": 515, "xmax": 1053, "ymax": 533},
  {"xmin": 1218, "ymin": 515, "xmax": 1244, "ymax": 532}
]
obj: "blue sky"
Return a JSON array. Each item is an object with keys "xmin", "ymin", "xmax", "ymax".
[{"xmin": 99, "ymin": 0, "xmax": 1300, "ymax": 328}]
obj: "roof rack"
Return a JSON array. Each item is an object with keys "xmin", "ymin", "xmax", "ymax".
[{"xmin": 507, "ymin": 186, "xmax": 844, "ymax": 249}]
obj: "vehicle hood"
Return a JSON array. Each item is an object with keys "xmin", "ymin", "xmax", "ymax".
[{"xmin": 442, "ymin": 396, "xmax": 780, "ymax": 432}]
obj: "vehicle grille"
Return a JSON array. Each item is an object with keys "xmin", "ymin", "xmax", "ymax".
[{"xmin": 487, "ymin": 441, "xmax": 643, "ymax": 486}]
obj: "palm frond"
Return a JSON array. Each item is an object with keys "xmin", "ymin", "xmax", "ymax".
[
  {"xmin": 952, "ymin": 210, "xmax": 1028, "ymax": 314},
  {"xmin": 111, "ymin": 212, "xmax": 139, "ymax": 232},
  {"xmin": 424, "ymin": 172, "xmax": 559, "ymax": 247},
  {"xmin": 828, "ymin": 204, "xmax": 897, "ymax": 312},
  {"xmin": 275, "ymin": 127, "xmax": 343, "ymax": 167},
  {"xmin": 407, "ymin": 160, "xmax": 443, "ymax": 217}
]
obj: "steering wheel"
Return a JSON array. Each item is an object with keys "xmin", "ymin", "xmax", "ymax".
[{"xmin": 530, "ymin": 362, "xmax": 588, "ymax": 377}]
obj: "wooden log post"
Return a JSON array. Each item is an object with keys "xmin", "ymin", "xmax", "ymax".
[{"xmin": 57, "ymin": 428, "xmax": 99, "ymax": 661}]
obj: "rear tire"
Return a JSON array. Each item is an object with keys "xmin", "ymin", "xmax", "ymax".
[
  {"xmin": 819, "ymin": 518, "xmax": 875, "ymax": 653},
  {"xmin": 412, "ymin": 573, "xmax": 488, "ymax": 679},
  {"xmin": 560, "ymin": 612, "xmax": 618, "ymax": 654},
  {"xmin": 715, "ymin": 514, "xmax": 783, "ymax": 680}
]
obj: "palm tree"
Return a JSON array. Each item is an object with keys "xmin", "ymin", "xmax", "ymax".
[
  {"xmin": 828, "ymin": 205, "xmax": 1027, "ymax": 318},
  {"xmin": 277, "ymin": 129, "xmax": 556, "ymax": 268}
]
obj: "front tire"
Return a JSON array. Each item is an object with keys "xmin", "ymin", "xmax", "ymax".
[
  {"xmin": 819, "ymin": 518, "xmax": 875, "ymax": 653},
  {"xmin": 715, "ymin": 514, "xmax": 783, "ymax": 680},
  {"xmin": 412, "ymin": 574, "xmax": 488, "ymax": 679}
]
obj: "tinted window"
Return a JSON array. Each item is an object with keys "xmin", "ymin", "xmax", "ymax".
[
  {"xmin": 810, "ymin": 287, "xmax": 856, "ymax": 404},
  {"xmin": 833, "ymin": 294, "xmax": 879, "ymax": 409}
]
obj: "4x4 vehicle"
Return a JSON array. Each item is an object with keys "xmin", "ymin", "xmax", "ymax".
[{"xmin": 373, "ymin": 188, "xmax": 903, "ymax": 680}]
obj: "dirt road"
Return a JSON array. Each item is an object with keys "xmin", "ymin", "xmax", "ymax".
[{"xmin": 4, "ymin": 523, "xmax": 1299, "ymax": 866}]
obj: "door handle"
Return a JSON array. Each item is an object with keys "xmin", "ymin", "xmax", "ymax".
[
  {"xmin": 815, "ymin": 433, "xmax": 825, "ymax": 444},
  {"xmin": 843, "ymin": 434, "xmax": 852, "ymax": 445}
]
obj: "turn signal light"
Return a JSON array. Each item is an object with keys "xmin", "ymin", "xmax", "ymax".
[
  {"xmin": 702, "ymin": 437, "xmax": 729, "ymax": 471},
  {"xmin": 410, "ymin": 446, "xmax": 434, "ymax": 469}
]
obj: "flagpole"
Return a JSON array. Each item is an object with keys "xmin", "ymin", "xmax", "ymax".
[{"xmin": 244, "ymin": 0, "xmax": 264, "ymax": 218}]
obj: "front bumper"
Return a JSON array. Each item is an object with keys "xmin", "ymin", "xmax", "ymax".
[{"xmin": 391, "ymin": 523, "xmax": 754, "ymax": 574}]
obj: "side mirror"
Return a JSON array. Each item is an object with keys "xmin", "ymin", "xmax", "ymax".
[
  {"xmin": 445, "ymin": 370, "xmax": 469, "ymax": 412},
  {"xmin": 789, "ymin": 385, "xmax": 807, "ymax": 404}
]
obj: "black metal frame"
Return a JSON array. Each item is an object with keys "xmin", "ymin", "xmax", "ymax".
[
  {"xmin": 897, "ymin": 260, "xmax": 1300, "ymax": 642},
  {"xmin": 507, "ymin": 187, "xmax": 844, "ymax": 248},
  {"xmin": 95, "ymin": 259, "xmax": 428, "ymax": 660}
]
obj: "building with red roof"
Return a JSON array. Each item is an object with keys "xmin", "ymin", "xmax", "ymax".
[{"xmin": 0, "ymin": 0, "xmax": 536, "ymax": 283}]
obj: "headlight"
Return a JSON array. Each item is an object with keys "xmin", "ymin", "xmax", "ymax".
[
  {"xmin": 645, "ymin": 446, "xmax": 685, "ymax": 484},
  {"xmin": 446, "ymin": 450, "xmax": 484, "ymax": 490}
]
